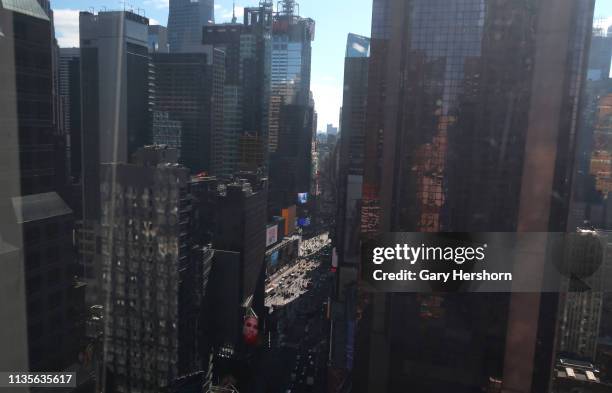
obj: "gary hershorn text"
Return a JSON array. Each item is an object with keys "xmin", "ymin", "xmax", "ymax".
[{"xmin": 372, "ymin": 269, "xmax": 513, "ymax": 282}]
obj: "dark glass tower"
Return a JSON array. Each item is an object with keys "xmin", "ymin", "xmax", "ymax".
[
  {"xmin": 329, "ymin": 34, "xmax": 370, "ymax": 386},
  {"xmin": 167, "ymin": 0, "xmax": 214, "ymax": 53},
  {"xmin": 355, "ymin": 1, "xmax": 595, "ymax": 392},
  {"xmin": 152, "ymin": 50, "xmax": 225, "ymax": 174},
  {"xmin": 79, "ymin": 10, "xmax": 152, "ymax": 222},
  {"xmin": 0, "ymin": 0, "xmax": 82, "ymax": 373}
]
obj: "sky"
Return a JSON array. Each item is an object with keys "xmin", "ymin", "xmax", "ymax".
[
  {"xmin": 52, "ymin": 0, "xmax": 612, "ymax": 132},
  {"xmin": 52, "ymin": 0, "xmax": 373, "ymax": 131}
]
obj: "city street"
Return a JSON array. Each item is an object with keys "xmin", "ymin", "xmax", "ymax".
[{"xmin": 264, "ymin": 231, "xmax": 334, "ymax": 392}]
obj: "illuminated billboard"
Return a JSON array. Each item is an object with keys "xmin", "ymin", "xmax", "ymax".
[
  {"xmin": 270, "ymin": 250, "xmax": 279, "ymax": 267},
  {"xmin": 266, "ymin": 225, "xmax": 278, "ymax": 247},
  {"xmin": 282, "ymin": 205, "xmax": 297, "ymax": 235},
  {"xmin": 298, "ymin": 192, "xmax": 308, "ymax": 204}
]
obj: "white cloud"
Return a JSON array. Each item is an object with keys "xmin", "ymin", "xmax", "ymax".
[
  {"xmin": 311, "ymin": 80, "xmax": 342, "ymax": 131},
  {"xmin": 149, "ymin": 17, "xmax": 161, "ymax": 25},
  {"xmin": 54, "ymin": 9, "xmax": 80, "ymax": 47},
  {"xmin": 143, "ymin": 0, "xmax": 169, "ymax": 10}
]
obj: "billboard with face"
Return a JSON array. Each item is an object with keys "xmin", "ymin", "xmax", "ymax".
[{"xmin": 243, "ymin": 316, "xmax": 259, "ymax": 345}]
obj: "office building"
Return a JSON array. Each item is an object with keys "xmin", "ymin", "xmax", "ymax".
[
  {"xmin": 556, "ymin": 230, "xmax": 612, "ymax": 361},
  {"xmin": 13, "ymin": 192, "xmax": 82, "ymax": 371},
  {"xmin": 354, "ymin": 1, "xmax": 595, "ymax": 392},
  {"xmin": 152, "ymin": 50, "xmax": 224, "ymax": 174},
  {"xmin": 207, "ymin": 176, "xmax": 267, "ymax": 366},
  {"xmin": 267, "ymin": 1, "xmax": 315, "ymax": 218},
  {"xmin": 326, "ymin": 124, "xmax": 338, "ymax": 136},
  {"xmin": 552, "ymin": 358, "xmax": 612, "ymax": 392},
  {"xmin": 58, "ymin": 48, "xmax": 84, "ymax": 219},
  {"xmin": 59, "ymin": 48, "xmax": 82, "ymax": 184},
  {"xmin": 267, "ymin": 0, "xmax": 315, "ymax": 152},
  {"xmin": 167, "ymin": 0, "xmax": 214, "ymax": 53},
  {"xmin": 0, "ymin": 0, "xmax": 82, "ymax": 372},
  {"xmin": 80, "ymin": 10, "xmax": 152, "ymax": 221},
  {"xmin": 148, "ymin": 24, "xmax": 169, "ymax": 53},
  {"xmin": 202, "ymin": 2, "xmax": 273, "ymax": 176},
  {"xmin": 269, "ymin": 104, "xmax": 315, "ymax": 214},
  {"xmin": 330, "ymin": 33, "xmax": 369, "ymax": 383},
  {"xmin": 570, "ymin": 26, "xmax": 612, "ymax": 230},
  {"xmin": 99, "ymin": 146, "xmax": 190, "ymax": 392},
  {"xmin": 152, "ymin": 111, "xmax": 182, "ymax": 153}
]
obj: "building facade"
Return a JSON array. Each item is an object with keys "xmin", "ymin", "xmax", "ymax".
[
  {"xmin": 80, "ymin": 10, "xmax": 152, "ymax": 221},
  {"xmin": 354, "ymin": 1, "xmax": 595, "ymax": 392},
  {"xmin": 167, "ymin": 0, "xmax": 214, "ymax": 53},
  {"xmin": 0, "ymin": 0, "xmax": 82, "ymax": 373},
  {"xmin": 99, "ymin": 146, "xmax": 190, "ymax": 392},
  {"xmin": 330, "ymin": 33, "xmax": 370, "ymax": 383},
  {"xmin": 148, "ymin": 24, "xmax": 169, "ymax": 53},
  {"xmin": 202, "ymin": 3, "xmax": 273, "ymax": 177},
  {"xmin": 152, "ymin": 51, "xmax": 224, "ymax": 174}
]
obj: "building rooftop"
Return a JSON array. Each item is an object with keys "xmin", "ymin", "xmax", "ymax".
[
  {"xmin": 0, "ymin": 0, "xmax": 49, "ymax": 20},
  {"xmin": 555, "ymin": 358, "xmax": 601, "ymax": 383},
  {"xmin": 12, "ymin": 192, "xmax": 72, "ymax": 224}
]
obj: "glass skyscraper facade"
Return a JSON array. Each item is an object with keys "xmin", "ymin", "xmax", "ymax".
[
  {"xmin": 268, "ymin": 7, "xmax": 314, "ymax": 152},
  {"xmin": 355, "ymin": 1, "xmax": 596, "ymax": 392},
  {"xmin": 167, "ymin": 0, "xmax": 214, "ymax": 53}
]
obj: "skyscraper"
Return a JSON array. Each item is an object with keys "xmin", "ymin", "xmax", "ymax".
[
  {"xmin": 355, "ymin": 1, "xmax": 595, "ymax": 392},
  {"xmin": 59, "ymin": 48, "xmax": 82, "ymax": 185},
  {"xmin": 570, "ymin": 25, "xmax": 612, "ymax": 230},
  {"xmin": 267, "ymin": 0, "xmax": 315, "ymax": 216},
  {"xmin": 148, "ymin": 24, "xmax": 169, "ymax": 53},
  {"xmin": 202, "ymin": 2, "xmax": 273, "ymax": 176},
  {"xmin": 152, "ymin": 50, "xmax": 225, "ymax": 174},
  {"xmin": 330, "ymin": 33, "xmax": 370, "ymax": 384},
  {"xmin": 267, "ymin": 0, "xmax": 315, "ymax": 152},
  {"xmin": 80, "ymin": 10, "xmax": 152, "ymax": 221},
  {"xmin": 0, "ymin": 0, "xmax": 82, "ymax": 373},
  {"xmin": 167, "ymin": 0, "xmax": 214, "ymax": 53},
  {"xmin": 99, "ymin": 146, "xmax": 190, "ymax": 392}
]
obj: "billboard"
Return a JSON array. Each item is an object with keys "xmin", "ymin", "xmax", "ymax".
[
  {"xmin": 266, "ymin": 225, "xmax": 278, "ymax": 247},
  {"xmin": 270, "ymin": 250, "xmax": 279, "ymax": 267},
  {"xmin": 298, "ymin": 192, "xmax": 308, "ymax": 204},
  {"xmin": 297, "ymin": 217, "xmax": 311, "ymax": 227},
  {"xmin": 282, "ymin": 205, "xmax": 297, "ymax": 235},
  {"xmin": 243, "ymin": 315, "xmax": 259, "ymax": 346}
]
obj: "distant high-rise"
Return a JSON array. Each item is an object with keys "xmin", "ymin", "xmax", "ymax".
[
  {"xmin": 570, "ymin": 26, "xmax": 612, "ymax": 230},
  {"xmin": 330, "ymin": 34, "xmax": 369, "ymax": 380},
  {"xmin": 59, "ymin": 48, "xmax": 82, "ymax": 184},
  {"xmin": 355, "ymin": 1, "xmax": 595, "ymax": 393},
  {"xmin": 267, "ymin": 0, "xmax": 315, "ymax": 152},
  {"xmin": 152, "ymin": 50, "xmax": 225, "ymax": 174},
  {"xmin": 79, "ymin": 10, "xmax": 152, "ymax": 221},
  {"xmin": 167, "ymin": 0, "xmax": 214, "ymax": 53},
  {"xmin": 267, "ymin": 0, "xmax": 315, "ymax": 216},
  {"xmin": 148, "ymin": 24, "xmax": 169, "ymax": 53},
  {"xmin": 557, "ymin": 231, "xmax": 610, "ymax": 361},
  {"xmin": 202, "ymin": 3, "xmax": 273, "ymax": 176}
]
